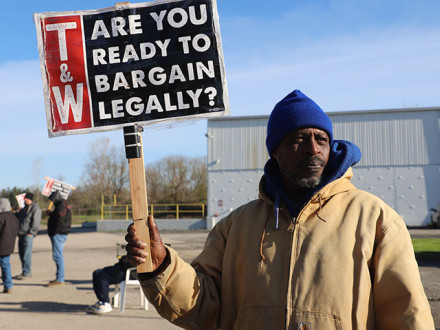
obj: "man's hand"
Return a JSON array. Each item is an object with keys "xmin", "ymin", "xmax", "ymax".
[{"xmin": 125, "ymin": 215, "xmax": 167, "ymax": 272}]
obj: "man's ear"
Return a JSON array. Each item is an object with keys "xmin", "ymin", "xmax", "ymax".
[{"xmin": 272, "ymin": 149, "xmax": 278, "ymax": 161}]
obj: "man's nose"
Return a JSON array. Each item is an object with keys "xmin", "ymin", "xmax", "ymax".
[{"xmin": 304, "ymin": 139, "xmax": 319, "ymax": 155}]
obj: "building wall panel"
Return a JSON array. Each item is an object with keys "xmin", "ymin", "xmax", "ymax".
[
  {"xmin": 207, "ymin": 108, "xmax": 440, "ymax": 227},
  {"xmin": 330, "ymin": 110, "xmax": 440, "ymax": 166}
]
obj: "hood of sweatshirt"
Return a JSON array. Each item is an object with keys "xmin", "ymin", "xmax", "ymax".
[
  {"xmin": 0, "ymin": 198, "xmax": 11, "ymax": 213},
  {"xmin": 264, "ymin": 139, "xmax": 361, "ymax": 220}
]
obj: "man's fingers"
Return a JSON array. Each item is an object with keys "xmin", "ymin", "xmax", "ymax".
[
  {"xmin": 126, "ymin": 223, "xmax": 136, "ymax": 237},
  {"xmin": 125, "ymin": 223, "xmax": 146, "ymax": 249},
  {"xmin": 125, "ymin": 223, "xmax": 148, "ymax": 266},
  {"xmin": 126, "ymin": 242, "xmax": 148, "ymax": 257},
  {"xmin": 125, "ymin": 243, "xmax": 149, "ymax": 266},
  {"xmin": 125, "ymin": 215, "xmax": 166, "ymax": 271},
  {"xmin": 124, "ymin": 233, "xmax": 147, "ymax": 249},
  {"xmin": 126, "ymin": 253, "xmax": 146, "ymax": 266}
]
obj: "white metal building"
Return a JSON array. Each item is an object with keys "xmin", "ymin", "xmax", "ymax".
[{"xmin": 207, "ymin": 107, "xmax": 440, "ymax": 227}]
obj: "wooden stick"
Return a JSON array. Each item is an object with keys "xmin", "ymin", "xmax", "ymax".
[{"xmin": 124, "ymin": 125, "xmax": 153, "ymax": 273}]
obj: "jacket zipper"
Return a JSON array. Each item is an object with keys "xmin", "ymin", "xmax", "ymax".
[
  {"xmin": 287, "ymin": 217, "xmax": 296, "ymax": 232},
  {"xmin": 285, "ymin": 216, "xmax": 297, "ymax": 329},
  {"xmin": 284, "ymin": 199, "xmax": 320, "ymax": 328}
]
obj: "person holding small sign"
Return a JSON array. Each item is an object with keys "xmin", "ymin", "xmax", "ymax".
[
  {"xmin": 127, "ymin": 89, "xmax": 434, "ymax": 329},
  {"xmin": 46, "ymin": 191, "xmax": 72, "ymax": 287}
]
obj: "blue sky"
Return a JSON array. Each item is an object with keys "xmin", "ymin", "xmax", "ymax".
[{"xmin": 1, "ymin": 0, "xmax": 440, "ymax": 190}]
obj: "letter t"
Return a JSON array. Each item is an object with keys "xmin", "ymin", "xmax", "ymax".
[{"xmin": 46, "ymin": 22, "xmax": 77, "ymax": 61}]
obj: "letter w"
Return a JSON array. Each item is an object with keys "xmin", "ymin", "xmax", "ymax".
[{"xmin": 52, "ymin": 84, "xmax": 84, "ymax": 124}]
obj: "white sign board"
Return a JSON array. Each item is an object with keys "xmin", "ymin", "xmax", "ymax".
[
  {"xmin": 35, "ymin": 0, "xmax": 229, "ymax": 137},
  {"xmin": 42, "ymin": 177, "xmax": 75, "ymax": 200},
  {"xmin": 16, "ymin": 193, "xmax": 26, "ymax": 209}
]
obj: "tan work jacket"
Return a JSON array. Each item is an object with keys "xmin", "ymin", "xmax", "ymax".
[{"xmin": 140, "ymin": 168, "xmax": 434, "ymax": 329}]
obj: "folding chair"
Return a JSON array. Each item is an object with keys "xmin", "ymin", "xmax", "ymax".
[{"xmin": 114, "ymin": 267, "xmax": 148, "ymax": 312}]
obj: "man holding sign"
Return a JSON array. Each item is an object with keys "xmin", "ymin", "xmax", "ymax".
[
  {"xmin": 125, "ymin": 90, "xmax": 434, "ymax": 329},
  {"xmin": 35, "ymin": 0, "xmax": 228, "ymax": 286},
  {"xmin": 46, "ymin": 191, "xmax": 72, "ymax": 287}
]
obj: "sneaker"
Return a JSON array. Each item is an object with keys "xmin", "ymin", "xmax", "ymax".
[
  {"xmin": 86, "ymin": 301, "xmax": 101, "ymax": 313},
  {"xmin": 91, "ymin": 301, "xmax": 112, "ymax": 314},
  {"xmin": 3, "ymin": 288, "xmax": 12, "ymax": 293},
  {"xmin": 47, "ymin": 280, "xmax": 64, "ymax": 287},
  {"xmin": 14, "ymin": 274, "xmax": 31, "ymax": 280}
]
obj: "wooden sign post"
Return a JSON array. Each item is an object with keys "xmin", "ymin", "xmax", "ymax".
[{"xmin": 123, "ymin": 125, "xmax": 153, "ymax": 273}]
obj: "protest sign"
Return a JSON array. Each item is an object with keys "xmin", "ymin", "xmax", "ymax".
[
  {"xmin": 16, "ymin": 193, "xmax": 26, "ymax": 209},
  {"xmin": 35, "ymin": 0, "xmax": 229, "ymax": 137},
  {"xmin": 42, "ymin": 177, "xmax": 76, "ymax": 200}
]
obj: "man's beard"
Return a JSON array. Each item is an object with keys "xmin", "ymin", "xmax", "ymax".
[
  {"xmin": 278, "ymin": 156, "xmax": 325, "ymax": 189},
  {"xmin": 281, "ymin": 170, "xmax": 322, "ymax": 188}
]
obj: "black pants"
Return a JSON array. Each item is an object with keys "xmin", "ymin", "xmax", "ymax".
[{"xmin": 92, "ymin": 264, "xmax": 126, "ymax": 303}]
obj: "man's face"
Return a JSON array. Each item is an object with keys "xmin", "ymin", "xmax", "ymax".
[
  {"xmin": 24, "ymin": 198, "xmax": 32, "ymax": 206},
  {"xmin": 273, "ymin": 128, "xmax": 330, "ymax": 189}
]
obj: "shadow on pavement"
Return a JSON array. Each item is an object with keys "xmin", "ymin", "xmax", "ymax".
[
  {"xmin": 38, "ymin": 225, "xmax": 97, "ymax": 236},
  {"xmin": 415, "ymin": 252, "xmax": 440, "ymax": 268},
  {"xmin": 67, "ymin": 279, "xmax": 92, "ymax": 285},
  {"xmin": 0, "ymin": 301, "xmax": 86, "ymax": 313}
]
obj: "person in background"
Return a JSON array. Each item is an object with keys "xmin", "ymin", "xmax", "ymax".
[
  {"xmin": 0, "ymin": 198, "xmax": 19, "ymax": 293},
  {"xmin": 46, "ymin": 191, "xmax": 72, "ymax": 287},
  {"xmin": 86, "ymin": 254, "xmax": 135, "ymax": 315},
  {"xmin": 15, "ymin": 192, "xmax": 41, "ymax": 280},
  {"xmin": 125, "ymin": 89, "xmax": 434, "ymax": 329}
]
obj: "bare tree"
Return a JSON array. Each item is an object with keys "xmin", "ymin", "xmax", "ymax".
[
  {"xmin": 77, "ymin": 138, "xmax": 130, "ymax": 209},
  {"xmin": 146, "ymin": 155, "xmax": 206, "ymax": 204},
  {"xmin": 189, "ymin": 157, "xmax": 207, "ymax": 203}
]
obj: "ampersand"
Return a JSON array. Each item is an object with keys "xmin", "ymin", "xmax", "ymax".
[{"xmin": 60, "ymin": 63, "xmax": 73, "ymax": 83}]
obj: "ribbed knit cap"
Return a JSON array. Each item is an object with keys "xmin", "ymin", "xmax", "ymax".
[
  {"xmin": 266, "ymin": 90, "xmax": 333, "ymax": 156},
  {"xmin": 24, "ymin": 192, "xmax": 34, "ymax": 201}
]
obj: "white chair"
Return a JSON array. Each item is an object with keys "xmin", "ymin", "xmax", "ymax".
[{"xmin": 113, "ymin": 267, "xmax": 148, "ymax": 312}]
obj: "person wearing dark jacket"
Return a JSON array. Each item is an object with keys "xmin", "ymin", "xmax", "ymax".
[
  {"xmin": 0, "ymin": 198, "xmax": 19, "ymax": 293},
  {"xmin": 15, "ymin": 192, "xmax": 41, "ymax": 280},
  {"xmin": 46, "ymin": 191, "xmax": 71, "ymax": 287}
]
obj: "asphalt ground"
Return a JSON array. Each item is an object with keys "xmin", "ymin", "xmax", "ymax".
[{"xmin": 0, "ymin": 226, "xmax": 439, "ymax": 330}]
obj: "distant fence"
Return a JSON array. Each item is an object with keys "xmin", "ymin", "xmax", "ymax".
[{"xmin": 101, "ymin": 203, "xmax": 206, "ymax": 220}]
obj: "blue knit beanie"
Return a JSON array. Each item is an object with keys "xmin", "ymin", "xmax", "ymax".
[{"xmin": 266, "ymin": 90, "xmax": 333, "ymax": 157}]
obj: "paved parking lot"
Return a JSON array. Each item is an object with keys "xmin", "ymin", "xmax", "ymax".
[{"xmin": 0, "ymin": 226, "xmax": 438, "ymax": 329}]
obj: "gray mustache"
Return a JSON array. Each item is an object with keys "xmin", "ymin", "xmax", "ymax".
[{"xmin": 299, "ymin": 156, "xmax": 326, "ymax": 167}]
